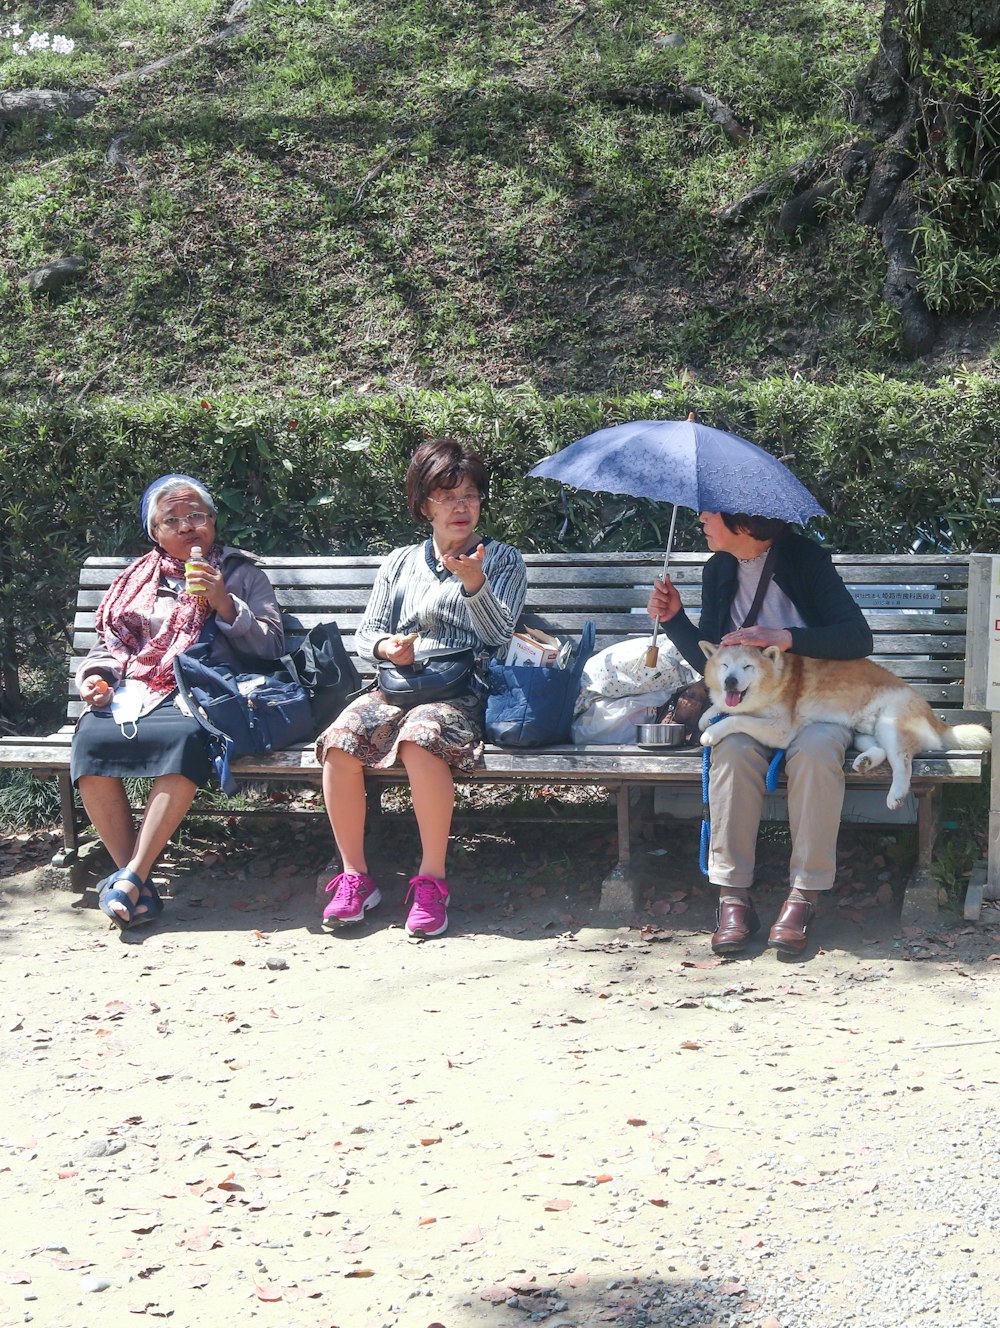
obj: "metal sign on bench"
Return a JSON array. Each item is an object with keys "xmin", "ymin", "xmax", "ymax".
[{"xmin": 845, "ymin": 586, "xmax": 943, "ymax": 609}]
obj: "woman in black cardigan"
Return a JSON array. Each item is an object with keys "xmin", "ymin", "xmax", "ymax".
[{"xmin": 648, "ymin": 512, "xmax": 873, "ymax": 957}]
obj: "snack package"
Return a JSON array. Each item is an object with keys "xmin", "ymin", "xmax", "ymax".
[{"xmin": 504, "ymin": 626, "xmax": 560, "ymax": 668}]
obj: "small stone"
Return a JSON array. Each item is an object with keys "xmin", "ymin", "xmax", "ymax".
[
  {"xmin": 21, "ymin": 256, "xmax": 88, "ymax": 293},
  {"xmin": 81, "ymin": 1137, "xmax": 126, "ymax": 1158},
  {"xmin": 80, "ymin": 1276, "xmax": 111, "ymax": 1293},
  {"xmin": 265, "ymin": 957, "xmax": 288, "ymax": 971},
  {"xmin": 653, "ymin": 32, "xmax": 686, "ymax": 48}
]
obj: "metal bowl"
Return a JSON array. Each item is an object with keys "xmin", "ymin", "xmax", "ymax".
[{"xmin": 636, "ymin": 721, "xmax": 686, "ymax": 748}]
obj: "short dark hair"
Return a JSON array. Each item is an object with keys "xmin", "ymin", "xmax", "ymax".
[
  {"xmin": 720, "ymin": 512, "xmax": 791, "ymax": 543},
  {"xmin": 405, "ymin": 437, "xmax": 489, "ymax": 523}
]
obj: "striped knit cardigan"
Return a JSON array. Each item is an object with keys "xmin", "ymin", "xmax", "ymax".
[{"xmin": 355, "ymin": 538, "xmax": 527, "ymax": 663}]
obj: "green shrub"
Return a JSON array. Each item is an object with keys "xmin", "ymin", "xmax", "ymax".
[{"xmin": 2, "ymin": 378, "xmax": 999, "ymax": 724}]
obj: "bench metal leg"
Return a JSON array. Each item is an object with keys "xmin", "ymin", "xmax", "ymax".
[
  {"xmin": 598, "ymin": 784, "xmax": 639, "ymax": 914},
  {"xmin": 50, "ymin": 771, "xmax": 80, "ymax": 867},
  {"xmin": 985, "ymin": 750, "xmax": 999, "ymax": 903},
  {"xmin": 900, "ymin": 785, "xmax": 943, "ymax": 931}
]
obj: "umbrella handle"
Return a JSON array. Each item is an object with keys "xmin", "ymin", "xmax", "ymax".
[{"xmin": 645, "ymin": 505, "xmax": 679, "ymax": 668}]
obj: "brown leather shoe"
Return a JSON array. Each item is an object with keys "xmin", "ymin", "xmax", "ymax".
[
  {"xmin": 767, "ymin": 899, "xmax": 816, "ymax": 955},
  {"xmin": 711, "ymin": 898, "xmax": 761, "ymax": 955}
]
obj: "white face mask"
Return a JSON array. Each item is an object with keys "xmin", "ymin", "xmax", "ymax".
[{"xmin": 110, "ymin": 678, "xmax": 147, "ymax": 739}]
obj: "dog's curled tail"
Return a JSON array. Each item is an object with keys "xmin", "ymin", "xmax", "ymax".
[{"xmin": 946, "ymin": 723, "xmax": 992, "ymax": 751}]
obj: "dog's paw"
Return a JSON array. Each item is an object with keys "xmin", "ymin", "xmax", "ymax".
[
  {"xmin": 700, "ymin": 729, "xmax": 717, "ymax": 747},
  {"xmin": 852, "ymin": 746, "xmax": 885, "ymax": 774},
  {"xmin": 886, "ymin": 790, "xmax": 906, "ymax": 811}
]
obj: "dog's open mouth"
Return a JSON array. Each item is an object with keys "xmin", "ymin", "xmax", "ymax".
[{"xmin": 725, "ymin": 687, "xmax": 747, "ymax": 707}]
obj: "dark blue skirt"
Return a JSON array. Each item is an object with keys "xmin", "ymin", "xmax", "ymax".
[{"xmin": 71, "ymin": 696, "xmax": 211, "ymax": 786}]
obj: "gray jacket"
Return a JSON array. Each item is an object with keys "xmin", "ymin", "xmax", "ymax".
[{"xmin": 75, "ymin": 545, "xmax": 284, "ymax": 691}]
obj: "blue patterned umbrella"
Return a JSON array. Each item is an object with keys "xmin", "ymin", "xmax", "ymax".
[
  {"xmin": 528, "ymin": 418, "xmax": 825, "ymax": 527},
  {"xmin": 528, "ymin": 417, "xmax": 825, "ymax": 660}
]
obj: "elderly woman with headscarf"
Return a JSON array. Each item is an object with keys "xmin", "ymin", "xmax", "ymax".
[
  {"xmin": 71, "ymin": 474, "xmax": 284, "ymax": 931},
  {"xmin": 317, "ymin": 437, "xmax": 527, "ymax": 940}
]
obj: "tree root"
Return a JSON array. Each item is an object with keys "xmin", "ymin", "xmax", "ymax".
[
  {"xmin": 717, "ymin": 157, "xmax": 826, "ymax": 224},
  {"xmin": 600, "ymin": 82, "xmax": 750, "ymax": 143},
  {"xmin": 0, "ymin": 89, "xmax": 102, "ymax": 123},
  {"xmin": 106, "ymin": 133, "xmax": 151, "ymax": 192},
  {"xmin": 879, "ymin": 179, "xmax": 937, "ymax": 357}
]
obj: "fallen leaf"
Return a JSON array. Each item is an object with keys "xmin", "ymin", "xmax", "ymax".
[
  {"xmin": 420, "ymin": 1137, "xmax": 442, "ymax": 1147},
  {"xmin": 344, "ymin": 1268, "xmax": 375, "ymax": 1278},
  {"xmin": 254, "ymin": 1284, "xmax": 282, "ymax": 1301},
  {"xmin": 179, "ymin": 1270, "xmax": 211, "ymax": 1289},
  {"xmin": 480, "ymin": 1286, "xmax": 513, "ymax": 1303},
  {"xmin": 595, "ymin": 1173, "xmax": 613, "ymax": 1183},
  {"xmin": 719, "ymin": 1282, "xmax": 747, "ymax": 1296},
  {"xmin": 648, "ymin": 1197, "xmax": 669, "ymax": 1207},
  {"xmin": 418, "ymin": 1217, "xmax": 437, "ymax": 1227},
  {"xmin": 568, "ymin": 1271, "xmax": 590, "ymax": 1287},
  {"xmin": 680, "ymin": 1041, "xmax": 701, "ymax": 1051},
  {"xmin": 544, "ymin": 1198, "xmax": 572, "ymax": 1211}
]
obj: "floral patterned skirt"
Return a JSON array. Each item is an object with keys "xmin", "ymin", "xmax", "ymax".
[{"xmin": 315, "ymin": 689, "xmax": 484, "ymax": 773}]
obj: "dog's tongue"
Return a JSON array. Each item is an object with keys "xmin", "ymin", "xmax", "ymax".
[{"xmin": 725, "ymin": 688, "xmax": 742, "ymax": 707}]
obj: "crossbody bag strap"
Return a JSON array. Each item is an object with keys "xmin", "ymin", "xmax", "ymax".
[
  {"xmin": 389, "ymin": 581, "xmax": 404, "ymax": 634},
  {"xmin": 739, "ymin": 544, "xmax": 779, "ymax": 629}
]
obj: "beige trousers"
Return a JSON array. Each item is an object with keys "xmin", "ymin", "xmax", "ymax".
[{"xmin": 707, "ymin": 721, "xmax": 852, "ymax": 892}]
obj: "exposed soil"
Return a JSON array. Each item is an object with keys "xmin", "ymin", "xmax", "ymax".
[{"xmin": 1, "ymin": 807, "xmax": 999, "ymax": 1328}]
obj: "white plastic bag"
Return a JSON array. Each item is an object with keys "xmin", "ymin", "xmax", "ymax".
[
  {"xmin": 572, "ymin": 692, "xmax": 673, "ymax": 745},
  {"xmin": 575, "ymin": 637, "xmax": 695, "ymax": 715}
]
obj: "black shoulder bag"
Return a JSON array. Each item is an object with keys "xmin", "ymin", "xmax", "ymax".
[{"xmin": 374, "ymin": 583, "xmax": 478, "ymax": 711}]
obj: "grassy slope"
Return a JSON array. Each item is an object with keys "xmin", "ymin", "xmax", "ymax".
[{"xmin": 1, "ymin": 0, "xmax": 991, "ymax": 400}]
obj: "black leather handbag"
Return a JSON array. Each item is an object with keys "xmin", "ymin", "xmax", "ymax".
[
  {"xmin": 377, "ymin": 647, "xmax": 477, "ymax": 711},
  {"xmin": 373, "ymin": 582, "xmax": 477, "ymax": 711}
]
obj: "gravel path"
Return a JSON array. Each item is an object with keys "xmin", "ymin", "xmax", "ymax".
[{"xmin": 1, "ymin": 817, "xmax": 998, "ymax": 1328}]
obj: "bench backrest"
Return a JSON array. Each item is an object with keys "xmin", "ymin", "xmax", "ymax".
[{"xmin": 69, "ymin": 552, "xmax": 980, "ymax": 722}]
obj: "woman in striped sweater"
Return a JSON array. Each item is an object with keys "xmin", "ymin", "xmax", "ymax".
[{"xmin": 316, "ymin": 438, "xmax": 527, "ymax": 939}]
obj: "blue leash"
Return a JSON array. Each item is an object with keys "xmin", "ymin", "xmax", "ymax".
[{"xmin": 699, "ymin": 725, "xmax": 785, "ymax": 876}]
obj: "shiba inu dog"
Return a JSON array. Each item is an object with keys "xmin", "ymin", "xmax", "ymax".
[{"xmin": 699, "ymin": 642, "xmax": 991, "ymax": 810}]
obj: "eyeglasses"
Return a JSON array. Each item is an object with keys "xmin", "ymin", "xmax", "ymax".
[
  {"xmin": 427, "ymin": 491, "xmax": 481, "ymax": 511},
  {"xmin": 156, "ymin": 511, "xmax": 213, "ymax": 532}
]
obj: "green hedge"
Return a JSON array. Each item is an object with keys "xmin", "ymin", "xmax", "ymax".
[{"xmin": 2, "ymin": 377, "xmax": 999, "ymax": 724}]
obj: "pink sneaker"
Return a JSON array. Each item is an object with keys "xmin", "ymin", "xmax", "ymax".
[
  {"xmin": 404, "ymin": 875, "xmax": 450, "ymax": 938},
  {"xmin": 322, "ymin": 872, "xmax": 381, "ymax": 930}
]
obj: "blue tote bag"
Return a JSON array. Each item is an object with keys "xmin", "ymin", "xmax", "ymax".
[{"xmin": 484, "ymin": 622, "xmax": 596, "ymax": 748}]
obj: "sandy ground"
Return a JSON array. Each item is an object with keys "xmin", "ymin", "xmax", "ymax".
[{"xmin": 2, "ymin": 808, "xmax": 999, "ymax": 1328}]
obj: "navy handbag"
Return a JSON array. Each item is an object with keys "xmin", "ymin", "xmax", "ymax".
[
  {"xmin": 173, "ymin": 645, "xmax": 315, "ymax": 796},
  {"xmin": 484, "ymin": 622, "xmax": 596, "ymax": 747}
]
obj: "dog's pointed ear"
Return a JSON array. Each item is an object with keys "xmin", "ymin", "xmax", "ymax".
[
  {"xmin": 699, "ymin": 640, "xmax": 717, "ymax": 660},
  {"xmin": 762, "ymin": 645, "xmax": 783, "ymax": 662}
]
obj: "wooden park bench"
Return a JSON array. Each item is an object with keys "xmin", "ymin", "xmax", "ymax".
[{"xmin": 1, "ymin": 552, "xmax": 995, "ymax": 921}]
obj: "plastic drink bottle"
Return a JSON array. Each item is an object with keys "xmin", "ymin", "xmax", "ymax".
[{"xmin": 185, "ymin": 546, "xmax": 206, "ymax": 596}]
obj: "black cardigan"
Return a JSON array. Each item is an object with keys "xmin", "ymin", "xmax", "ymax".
[{"xmin": 662, "ymin": 531, "xmax": 874, "ymax": 673}]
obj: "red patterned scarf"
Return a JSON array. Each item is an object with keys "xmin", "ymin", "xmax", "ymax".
[{"xmin": 95, "ymin": 547, "xmax": 221, "ymax": 693}]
